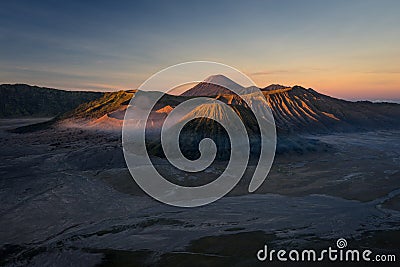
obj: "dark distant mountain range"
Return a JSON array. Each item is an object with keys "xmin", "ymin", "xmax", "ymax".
[{"xmin": 0, "ymin": 84, "xmax": 102, "ymax": 118}]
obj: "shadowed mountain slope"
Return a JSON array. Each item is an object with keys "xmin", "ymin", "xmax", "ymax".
[
  {"xmin": 61, "ymin": 90, "xmax": 136, "ymax": 120},
  {"xmin": 0, "ymin": 84, "xmax": 103, "ymax": 118}
]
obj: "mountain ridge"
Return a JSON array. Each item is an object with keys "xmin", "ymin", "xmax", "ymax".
[
  {"xmin": 4, "ymin": 79, "xmax": 400, "ymax": 136},
  {"xmin": 0, "ymin": 84, "xmax": 103, "ymax": 118}
]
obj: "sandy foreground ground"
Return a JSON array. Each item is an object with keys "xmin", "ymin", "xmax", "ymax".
[{"xmin": 0, "ymin": 119, "xmax": 399, "ymax": 266}]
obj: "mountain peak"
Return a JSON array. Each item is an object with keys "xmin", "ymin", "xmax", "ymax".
[
  {"xmin": 204, "ymin": 74, "xmax": 234, "ymax": 83},
  {"xmin": 262, "ymin": 84, "xmax": 290, "ymax": 91},
  {"xmin": 203, "ymin": 74, "xmax": 244, "ymax": 90},
  {"xmin": 181, "ymin": 74, "xmax": 245, "ymax": 96}
]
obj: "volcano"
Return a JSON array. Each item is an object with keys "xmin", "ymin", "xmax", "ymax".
[{"xmin": 5, "ymin": 75, "xmax": 400, "ymax": 143}]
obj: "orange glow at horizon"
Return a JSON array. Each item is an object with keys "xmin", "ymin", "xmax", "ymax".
[{"xmin": 249, "ymin": 71, "xmax": 400, "ymax": 101}]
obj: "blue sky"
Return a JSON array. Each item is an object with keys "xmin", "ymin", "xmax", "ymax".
[{"xmin": 0, "ymin": 0, "xmax": 399, "ymax": 100}]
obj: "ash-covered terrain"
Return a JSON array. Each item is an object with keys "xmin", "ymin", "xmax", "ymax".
[{"xmin": 1, "ymin": 77, "xmax": 400, "ymax": 266}]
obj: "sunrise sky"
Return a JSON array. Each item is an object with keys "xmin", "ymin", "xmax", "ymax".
[{"xmin": 1, "ymin": 0, "xmax": 399, "ymax": 101}]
